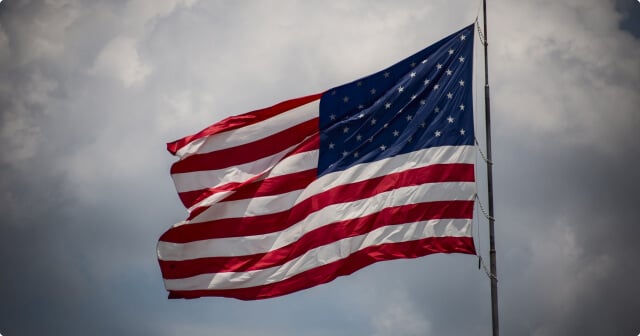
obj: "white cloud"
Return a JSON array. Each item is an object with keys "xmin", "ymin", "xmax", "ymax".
[
  {"xmin": 0, "ymin": 107, "xmax": 40, "ymax": 163},
  {"xmin": 491, "ymin": 0, "xmax": 640, "ymax": 153},
  {"xmin": 372, "ymin": 292, "xmax": 432, "ymax": 336},
  {"xmin": 0, "ymin": 26, "xmax": 9, "ymax": 62},
  {"xmin": 0, "ymin": 71, "xmax": 57, "ymax": 165},
  {"xmin": 89, "ymin": 35, "xmax": 152, "ymax": 87},
  {"xmin": 520, "ymin": 219, "xmax": 614, "ymax": 335},
  {"xmin": 124, "ymin": 0, "xmax": 198, "ymax": 25},
  {"xmin": 11, "ymin": 0, "xmax": 82, "ymax": 64}
]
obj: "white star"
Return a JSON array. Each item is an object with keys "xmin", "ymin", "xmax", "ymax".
[
  {"xmin": 397, "ymin": 86, "xmax": 404, "ymax": 93},
  {"xmin": 384, "ymin": 72, "xmax": 390, "ymax": 78},
  {"xmin": 447, "ymin": 92, "xmax": 453, "ymax": 99},
  {"xmin": 410, "ymin": 72, "xmax": 416, "ymax": 78},
  {"xmin": 434, "ymin": 84, "xmax": 440, "ymax": 90},
  {"xmin": 460, "ymin": 104, "xmax": 465, "ymax": 111},
  {"xmin": 385, "ymin": 102, "xmax": 392, "ymax": 109},
  {"xmin": 460, "ymin": 128, "xmax": 466, "ymax": 135},
  {"xmin": 411, "ymin": 94, "xmax": 417, "ymax": 100},
  {"xmin": 420, "ymin": 99, "xmax": 426, "ymax": 105},
  {"xmin": 436, "ymin": 63, "xmax": 443, "ymax": 69},
  {"xmin": 354, "ymin": 151, "xmax": 359, "ymax": 158},
  {"xmin": 370, "ymin": 88, "xmax": 377, "ymax": 94},
  {"xmin": 330, "ymin": 114, "xmax": 336, "ymax": 120},
  {"xmin": 393, "ymin": 130, "xmax": 400, "ymax": 137},
  {"xmin": 459, "ymin": 56, "xmax": 465, "ymax": 63},
  {"xmin": 329, "ymin": 142, "xmax": 335, "ymax": 149},
  {"xmin": 459, "ymin": 80, "xmax": 465, "ymax": 86},
  {"xmin": 423, "ymin": 79, "xmax": 430, "ymax": 85},
  {"xmin": 342, "ymin": 151, "xmax": 348, "ymax": 157},
  {"xmin": 343, "ymin": 96, "xmax": 349, "ymax": 103},
  {"xmin": 448, "ymin": 48, "xmax": 454, "ymax": 55},
  {"xmin": 446, "ymin": 69, "xmax": 452, "ymax": 76},
  {"xmin": 383, "ymin": 123, "xmax": 389, "ymax": 128},
  {"xmin": 447, "ymin": 116, "xmax": 455, "ymax": 123},
  {"xmin": 434, "ymin": 130, "xmax": 442, "ymax": 137},
  {"xmin": 422, "ymin": 58, "xmax": 428, "ymax": 64},
  {"xmin": 356, "ymin": 134, "xmax": 363, "ymax": 141},
  {"xmin": 460, "ymin": 34, "xmax": 466, "ymax": 41},
  {"xmin": 380, "ymin": 144, "xmax": 387, "ymax": 151},
  {"xmin": 343, "ymin": 126, "xmax": 350, "ymax": 133},
  {"xmin": 371, "ymin": 118, "xmax": 377, "ymax": 125},
  {"xmin": 406, "ymin": 115, "xmax": 413, "ymax": 121},
  {"xmin": 407, "ymin": 136, "xmax": 413, "ymax": 143},
  {"xmin": 435, "ymin": 107, "xmax": 440, "ymax": 113}
]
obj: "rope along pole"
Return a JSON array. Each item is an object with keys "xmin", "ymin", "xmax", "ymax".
[{"xmin": 481, "ymin": 0, "xmax": 500, "ymax": 335}]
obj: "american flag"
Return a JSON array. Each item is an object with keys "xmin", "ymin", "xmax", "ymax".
[{"xmin": 158, "ymin": 24, "xmax": 476, "ymax": 300}]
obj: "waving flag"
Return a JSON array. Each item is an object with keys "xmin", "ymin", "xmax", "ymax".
[{"xmin": 158, "ymin": 24, "xmax": 476, "ymax": 300}]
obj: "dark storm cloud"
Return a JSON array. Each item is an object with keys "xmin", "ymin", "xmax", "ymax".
[
  {"xmin": 616, "ymin": 0, "xmax": 640, "ymax": 37},
  {"xmin": 484, "ymin": 1, "xmax": 640, "ymax": 334},
  {"xmin": 1, "ymin": 0, "xmax": 639, "ymax": 335},
  {"xmin": 499, "ymin": 141, "xmax": 640, "ymax": 335},
  {"xmin": 0, "ymin": 1, "xmax": 188, "ymax": 334}
]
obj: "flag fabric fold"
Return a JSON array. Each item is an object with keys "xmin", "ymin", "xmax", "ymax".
[{"xmin": 158, "ymin": 24, "xmax": 477, "ymax": 300}]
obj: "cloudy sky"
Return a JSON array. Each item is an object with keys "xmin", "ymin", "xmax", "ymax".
[{"xmin": 1, "ymin": 0, "xmax": 639, "ymax": 335}]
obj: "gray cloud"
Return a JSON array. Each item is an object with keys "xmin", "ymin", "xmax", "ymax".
[{"xmin": 1, "ymin": 0, "xmax": 639, "ymax": 335}]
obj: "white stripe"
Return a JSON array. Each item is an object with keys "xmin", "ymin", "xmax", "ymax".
[
  {"xmin": 172, "ymin": 148, "xmax": 318, "ymax": 194},
  {"xmin": 270, "ymin": 149, "xmax": 318, "ymax": 177},
  {"xmin": 172, "ymin": 144, "xmax": 297, "ymax": 194},
  {"xmin": 301, "ymin": 145, "xmax": 475, "ymax": 201},
  {"xmin": 184, "ymin": 145, "xmax": 470, "ymax": 223},
  {"xmin": 191, "ymin": 189, "xmax": 305, "ymax": 223},
  {"xmin": 158, "ymin": 181, "xmax": 474, "ymax": 260},
  {"xmin": 175, "ymin": 99, "xmax": 320, "ymax": 158},
  {"xmin": 162, "ymin": 218, "xmax": 472, "ymax": 290}
]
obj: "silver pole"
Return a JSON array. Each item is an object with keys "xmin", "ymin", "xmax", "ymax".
[{"xmin": 481, "ymin": 1, "xmax": 499, "ymax": 335}]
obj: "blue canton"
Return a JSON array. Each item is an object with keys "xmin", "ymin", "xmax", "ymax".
[{"xmin": 318, "ymin": 24, "xmax": 475, "ymax": 176}]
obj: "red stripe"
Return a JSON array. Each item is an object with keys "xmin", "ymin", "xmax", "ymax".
[
  {"xmin": 160, "ymin": 163, "xmax": 474, "ymax": 243},
  {"xmin": 165, "ymin": 236, "xmax": 475, "ymax": 300},
  {"xmin": 177, "ymin": 136, "xmax": 320, "ymax": 210},
  {"xmin": 222, "ymin": 169, "xmax": 317, "ymax": 202},
  {"xmin": 167, "ymin": 93, "xmax": 323, "ymax": 155},
  {"xmin": 159, "ymin": 200, "xmax": 473, "ymax": 279},
  {"xmin": 177, "ymin": 169, "xmax": 316, "ymax": 213},
  {"xmin": 177, "ymin": 181, "xmax": 242, "ymax": 209},
  {"xmin": 170, "ymin": 118, "xmax": 318, "ymax": 174}
]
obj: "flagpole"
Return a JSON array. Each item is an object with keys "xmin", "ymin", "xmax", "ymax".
[{"xmin": 481, "ymin": 0, "xmax": 500, "ymax": 335}]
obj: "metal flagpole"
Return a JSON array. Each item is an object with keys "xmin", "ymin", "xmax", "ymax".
[{"xmin": 481, "ymin": 0, "xmax": 500, "ymax": 335}]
